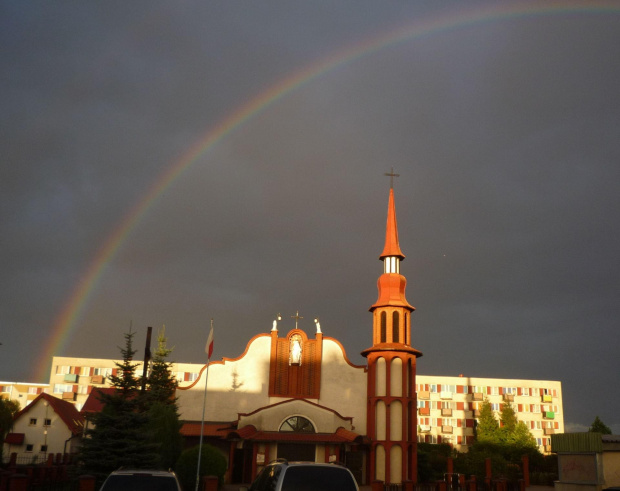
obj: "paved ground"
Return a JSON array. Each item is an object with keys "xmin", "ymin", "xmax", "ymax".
[{"xmin": 223, "ymin": 484, "xmax": 554, "ymax": 491}]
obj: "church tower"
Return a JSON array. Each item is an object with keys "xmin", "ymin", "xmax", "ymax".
[{"xmin": 362, "ymin": 180, "xmax": 422, "ymax": 484}]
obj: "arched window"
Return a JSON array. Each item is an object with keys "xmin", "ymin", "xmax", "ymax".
[
  {"xmin": 392, "ymin": 311, "xmax": 400, "ymax": 343},
  {"xmin": 404, "ymin": 312, "xmax": 409, "ymax": 344},
  {"xmin": 279, "ymin": 416, "xmax": 315, "ymax": 433},
  {"xmin": 380, "ymin": 312, "xmax": 387, "ymax": 343}
]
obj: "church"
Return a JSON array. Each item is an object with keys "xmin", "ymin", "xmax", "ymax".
[
  {"xmin": 175, "ymin": 183, "xmax": 421, "ymax": 485},
  {"xmin": 41, "ymin": 184, "xmax": 564, "ymax": 485}
]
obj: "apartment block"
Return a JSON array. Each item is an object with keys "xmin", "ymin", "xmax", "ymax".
[
  {"xmin": 416, "ymin": 375, "xmax": 563, "ymax": 453},
  {"xmin": 0, "ymin": 381, "xmax": 49, "ymax": 410}
]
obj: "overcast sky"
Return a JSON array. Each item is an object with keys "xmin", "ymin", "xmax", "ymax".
[{"xmin": 2, "ymin": 1, "xmax": 619, "ymax": 433}]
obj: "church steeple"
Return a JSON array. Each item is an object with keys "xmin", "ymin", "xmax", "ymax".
[
  {"xmin": 363, "ymin": 178, "xmax": 422, "ymax": 486},
  {"xmin": 370, "ymin": 186, "xmax": 414, "ymax": 315}
]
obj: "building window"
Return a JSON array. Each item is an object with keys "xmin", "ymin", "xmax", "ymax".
[
  {"xmin": 44, "ymin": 418, "xmax": 51, "ymax": 426},
  {"xmin": 392, "ymin": 311, "xmax": 399, "ymax": 343},
  {"xmin": 29, "ymin": 418, "xmax": 37, "ymax": 426},
  {"xmin": 380, "ymin": 312, "xmax": 386, "ymax": 343},
  {"xmin": 53, "ymin": 384, "xmax": 74, "ymax": 394},
  {"xmin": 279, "ymin": 416, "xmax": 315, "ymax": 433},
  {"xmin": 40, "ymin": 445, "xmax": 48, "ymax": 453},
  {"xmin": 26, "ymin": 444, "xmax": 34, "ymax": 452}
]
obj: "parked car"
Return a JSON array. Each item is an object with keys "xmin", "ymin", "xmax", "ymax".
[
  {"xmin": 244, "ymin": 459, "xmax": 359, "ymax": 491},
  {"xmin": 99, "ymin": 469, "xmax": 182, "ymax": 491}
]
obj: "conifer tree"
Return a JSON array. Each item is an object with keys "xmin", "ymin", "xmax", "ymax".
[
  {"xmin": 79, "ymin": 329, "xmax": 159, "ymax": 483},
  {"xmin": 589, "ymin": 416, "xmax": 612, "ymax": 434},
  {"xmin": 143, "ymin": 327, "xmax": 183, "ymax": 469}
]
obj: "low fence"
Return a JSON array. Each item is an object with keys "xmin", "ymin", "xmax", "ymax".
[{"xmin": 0, "ymin": 453, "xmax": 95, "ymax": 491}]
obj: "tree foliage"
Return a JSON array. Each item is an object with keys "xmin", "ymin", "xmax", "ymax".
[
  {"xmin": 79, "ymin": 329, "xmax": 160, "ymax": 483},
  {"xmin": 589, "ymin": 416, "xmax": 612, "ymax": 434},
  {"xmin": 476, "ymin": 398, "xmax": 499, "ymax": 443},
  {"xmin": 0, "ymin": 398, "xmax": 20, "ymax": 456},
  {"xmin": 175, "ymin": 444, "xmax": 227, "ymax": 490},
  {"xmin": 144, "ymin": 327, "xmax": 183, "ymax": 469}
]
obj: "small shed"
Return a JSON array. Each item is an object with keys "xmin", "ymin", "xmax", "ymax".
[{"xmin": 552, "ymin": 433, "xmax": 620, "ymax": 491}]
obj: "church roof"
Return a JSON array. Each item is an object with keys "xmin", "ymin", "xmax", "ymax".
[{"xmin": 379, "ymin": 187, "xmax": 405, "ymax": 260}]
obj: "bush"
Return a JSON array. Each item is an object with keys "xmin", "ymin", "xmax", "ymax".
[{"xmin": 175, "ymin": 444, "xmax": 227, "ymax": 490}]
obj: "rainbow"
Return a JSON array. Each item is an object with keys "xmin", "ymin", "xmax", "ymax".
[{"xmin": 34, "ymin": 1, "xmax": 620, "ymax": 381}]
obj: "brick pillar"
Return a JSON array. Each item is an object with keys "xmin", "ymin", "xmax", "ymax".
[
  {"xmin": 521, "ymin": 455, "xmax": 530, "ymax": 487},
  {"xmin": 371, "ymin": 480, "xmax": 384, "ymax": 491},
  {"xmin": 8, "ymin": 475, "xmax": 28, "ymax": 491},
  {"xmin": 77, "ymin": 475, "xmax": 96, "ymax": 491},
  {"xmin": 485, "ymin": 458, "xmax": 492, "ymax": 488},
  {"xmin": 203, "ymin": 476, "xmax": 218, "ymax": 491}
]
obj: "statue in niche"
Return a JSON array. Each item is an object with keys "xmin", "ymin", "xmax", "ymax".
[{"xmin": 289, "ymin": 334, "xmax": 302, "ymax": 366}]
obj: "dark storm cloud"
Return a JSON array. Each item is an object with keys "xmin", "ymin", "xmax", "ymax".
[{"xmin": 1, "ymin": 1, "xmax": 619, "ymax": 433}]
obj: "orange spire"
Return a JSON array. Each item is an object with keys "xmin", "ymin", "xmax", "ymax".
[{"xmin": 379, "ymin": 187, "xmax": 405, "ymax": 260}]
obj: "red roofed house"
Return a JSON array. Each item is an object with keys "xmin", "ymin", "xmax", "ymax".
[{"xmin": 3, "ymin": 392, "xmax": 84, "ymax": 462}]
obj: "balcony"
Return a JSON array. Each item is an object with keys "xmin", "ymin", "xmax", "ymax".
[
  {"xmin": 473, "ymin": 392, "xmax": 484, "ymax": 401},
  {"xmin": 544, "ymin": 428, "xmax": 555, "ymax": 435},
  {"xmin": 90, "ymin": 375, "xmax": 104, "ymax": 384},
  {"xmin": 441, "ymin": 408, "xmax": 453, "ymax": 417},
  {"xmin": 419, "ymin": 407, "xmax": 430, "ymax": 416},
  {"xmin": 442, "ymin": 425, "xmax": 453, "ymax": 434},
  {"xmin": 419, "ymin": 425, "xmax": 431, "ymax": 433},
  {"xmin": 62, "ymin": 392, "xmax": 75, "ymax": 401},
  {"xmin": 544, "ymin": 411, "xmax": 555, "ymax": 419},
  {"xmin": 63, "ymin": 374, "xmax": 78, "ymax": 383},
  {"xmin": 418, "ymin": 391, "xmax": 430, "ymax": 400},
  {"xmin": 541, "ymin": 394, "xmax": 552, "ymax": 403},
  {"xmin": 440, "ymin": 391, "xmax": 453, "ymax": 400},
  {"xmin": 503, "ymin": 394, "xmax": 514, "ymax": 402}
]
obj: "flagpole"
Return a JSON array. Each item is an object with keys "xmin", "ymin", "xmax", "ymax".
[{"xmin": 195, "ymin": 319, "xmax": 214, "ymax": 491}]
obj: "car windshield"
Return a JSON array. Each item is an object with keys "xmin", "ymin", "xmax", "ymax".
[
  {"xmin": 281, "ymin": 466, "xmax": 357, "ymax": 491},
  {"xmin": 100, "ymin": 474, "xmax": 179, "ymax": 491}
]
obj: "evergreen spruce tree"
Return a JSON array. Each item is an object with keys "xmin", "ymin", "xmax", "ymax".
[
  {"xmin": 144, "ymin": 327, "xmax": 183, "ymax": 469},
  {"xmin": 79, "ymin": 329, "xmax": 159, "ymax": 483},
  {"xmin": 142, "ymin": 327, "xmax": 178, "ymax": 408},
  {"xmin": 589, "ymin": 416, "xmax": 612, "ymax": 434},
  {"xmin": 476, "ymin": 398, "xmax": 500, "ymax": 443}
]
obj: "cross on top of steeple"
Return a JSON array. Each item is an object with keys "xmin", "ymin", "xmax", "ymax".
[{"xmin": 384, "ymin": 167, "xmax": 400, "ymax": 189}]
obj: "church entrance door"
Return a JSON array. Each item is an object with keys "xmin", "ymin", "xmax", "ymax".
[{"xmin": 277, "ymin": 443, "xmax": 316, "ymax": 462}]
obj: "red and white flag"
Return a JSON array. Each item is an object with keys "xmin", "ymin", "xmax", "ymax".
[{"xmin": 205, "ymin": 326, "xmax": 214, "ymax": 359}]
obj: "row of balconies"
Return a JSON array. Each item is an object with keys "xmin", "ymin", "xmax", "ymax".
[
  {"xmin": 62, "ymin": 374, "xmax": 106, "ymax": 384},
  {"xmin": 419, "ymin": 424, "xmax": 555, "ymax": 435},
  {"xmin": 418, "ymin": 391, "xmax": 555, "ymax": 402},
  {"xmin": 418, "ymin": 407, "xmax": 556, "ymax": 420}
]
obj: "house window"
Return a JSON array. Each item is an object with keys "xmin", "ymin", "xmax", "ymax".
[
  {"xmin": 26, "ymin": 444, "xmax": 34, "ymax": 452},
  {"xmin": 429, "ymin": 384, "xmax": 438, "ymax": 393},
  {"xmin": 44, "ymin": 418, "xmax": 52, "ymax": 426},
  {"xmin": 56, "ymin": 366, "xmax": 71, "ymax": 375},
  {"xmin": 491, "ymin": 403, "xmax": 500, "ymax": 411},
  {"xmin": 40, "ymin": 445, "xmax": 48, "ymax": 453},
  {"xmin": 29, "ymin": 418, "xmax": 37, "ymax": 426},
  {"xmin": 490, "ymin": 387, "xmax": 499, "ymax": 395}
]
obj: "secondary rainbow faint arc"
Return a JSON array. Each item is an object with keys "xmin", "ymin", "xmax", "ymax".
[{"xmin": 34, "ymin": 1, "xmax": 620, "ymax": 381}]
